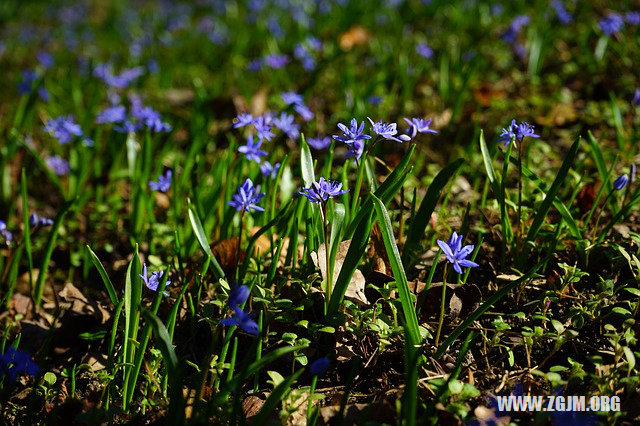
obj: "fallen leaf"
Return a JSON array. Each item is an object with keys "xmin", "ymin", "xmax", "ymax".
[{"xmin": 311, "ymin": 241, "xmax": 368, "ymax": 306}]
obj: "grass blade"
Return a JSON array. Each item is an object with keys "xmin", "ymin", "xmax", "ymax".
[
  {"xmin": 34, "ymin": 198, "xmax": 76, "ymax": 306},
  {"xmin": 402, "ymin": 158, "xmax": 465, "ymax": 263},
  {"xmin": 188, "ymin": 200, "xmax": 225, "ymax": 280},
  {"xmin": 253, "ymin": 369, "xmax": 304, "ymax": 426},
  {"xmin": 86, "ymin": 245, "xmax": 119, "ymax": 306}
]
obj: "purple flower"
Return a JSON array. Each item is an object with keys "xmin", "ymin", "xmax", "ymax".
[
  {"xmin": 368, "ymin": 117, "xmax": 411, "ymax": 143},
  {"xmin": 263, "ymin": 54, "xmax": 289, "ymax": 69},
  {"xmin": 600, "ymin": 13, "xmax": 624, "ymax": 36},
  {"xmin": 437, "ymin": 231, "xmax": 479, "ymax": 274},
  {"xmin": 139, "ymin": 263, "xmax": 171, "ymax": 296},
  {"xmin": 294, "ymin": 104, "xmax": 314, "ymax": 121},
  {"xmin": 498, "ymin": 119, "xmax": 539, "ymax": 146},
  {"xmin": 95, "ymin": 64, "xmax": 144, "ymax": 89},
  {"xmin": 220, "ymin": 305, "xmax": 260, "ymax": 335},
  {"xmin": 632, "ymin": 88, "xmax": 640, "ymax": 106},
  {"xmin": 227, "ymin": 284, "xmax": 250, "ymax": 307},
  {"xmin": 299, "ymin": 177, "xmax": 349, "ymax": 203},
  {"xmin": 234, "ymin": 113, "xmax": 254, "ymax": 129},
  {"xmin": 333, "ymin": 119, "xmax": 372, "ymax": 148},
  {"xmin": 416, "ymin": 42, "xmax": 434, "ymax": 59},
  {"xmin": 29, "ymin": 213, "xmax": 54, "ymax": 229},
  {"xmin": 149, "ymin": 170, "xmax": 172, "ymax": 193},
  {"xmin": 551, "ymin": 0, "xmax": 572, "ymax": 24},
  {"xmin": 46, "ymin": 155, "xmax": 70, "ymax": 176},
  {"xmin": 0, "ymin": 220, "xmax": 12, "ymax": 243},
  {"xmin": 403, "ymin": 117, "xmax": 437, "ymax": 138},
  {"xmin": 38, "ymin": 87, "xmax": 50, "ymax": 102},
  {"xmin": 229, "ymin": 178, "xmax": 265, "ymax": 213},
  {"xmin": 17, "ymin": 70, "xmax": 37, "ymax": 95},
  {"xmin": 253, "ymin": 115, "xmax": 275, "ymax": 141},
  {"xmin": 345, "ymin": 139, "xmax": 365, "ymax": 160},
  {"xmin": 238, "ymin": 135, "xmax": 268, "ymax": 163},
  {"xmin": 43, "ymin": 115, "xmax": 83, "ymax": 144},
  {"xmin": 96, "ymin": 105, "xmax": 126, "ymax": 124},
  {"xmin": 368, "ymin": 96, "xmax": 382, "ymax": 105},
  {"xmin": 502, "ymin": 15, "xmax": 530, "ymax": 44},
  {"xmin": 307, "ymin": 136, "xmax": 331, "ymax": 150},
  {"xmin": 281, "ymin": 91, "xmax": 304, "ymax": 106},
  {"xmin": 131, "ymin": 99, "xmax": 171, "ymax": 132},
  {"xmin": 631, "ymin": 164, "xmax": 636, "ymax": 183},
  {"xmin": 114, "ymin": 120, "xmax": 139, "ymax": 134},
  {"xmin": 37, "ymin": 51, "xmax": 54, "ymax": 69},
  {"xmin": 260, "ymin": 161, "xmax": 281, "ymax": 178},
  {"xmin": 0, "ymin": 348, "xmax": 39, "ymax": 382},
  {"xmin": 274, "ymin": 113, "xmax": 300, "ymax": 139},
  {"xmin": 614, "ymin": 174, "xmax": 629, "ymax": 191},
  {"xmin": 627, "ymin": 11, "xmax": 640, "ymax": 25},
  {"xmin": 310, "ymin": 357, "xmax": 330, "ymax": 376}
]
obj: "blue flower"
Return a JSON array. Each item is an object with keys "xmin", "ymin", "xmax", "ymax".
[
  {"xmin": 551, "ymin": 0, "xmax": 572, "ymax": 24},
  {"xmin": 614, "ymin": 174, "xmax": 629, "ymax": 191},
  {"xmin": 238, "ymin": 135, "xmax": 268, "ymax": 163},
  {"xmin": 229, "ymin": 178, "xmax": 265, "ymax": 213},
  {"xmin": 46, "ymin": 155, "xmax": 70, "ymax": 176},
  {"xmin": 0, "ymin": 220, "xmax": 12, "ymax": 243},
  {"xmin": 274, "ymin": 113, "xmax": 300, "ymax": 139},
  {"xmin": 149, "ymin": 170, "xmax": 172, "ymax": 193},
  {"xmin": 131, "ymin": 98, "xmax": 171, "ymax": 133},
  {"xmin": 227, "ymin": 284, "xmax": 250, "ymax": 307},
  {"xmin": 600, "ymin": 13, "xmax": 624, "ymax": 36},
  {"xmin": 96, "ymin": 105, "xmax": 127, "ymax": 124},
  {"xmin": 234, "ymin": 113, "xmax": 254, "ymax": 129},
  {"xmin": 633, "ymin": 88, "xmax": 640, "ymax": 106},
  {"xmin": 139, "ymin": 263, "xmax": 170, "ymax": 296},
  {"xmin": 437, "ymin": 231, "xmax": 479, "ymax": 274},
  {"xmin": 0, "ymin": 348, "xmax": 39, "ymax": 382},
  {"xmin": 43, "ymin": 115, "xmax": 83, "ymax": 144},
  {"xmin": 627, "ymin": 11, "xmax": 640, "ymax": 25},
  {"xmin": 368, "ymin": 117, "xmax": 411, "ymax": 143},
  {"xmin": 294, "ymin": 104, "xmax": 314, "ymax": 121},
  {"xmin": 502, "ymin": 15, "xmax": 530, "ymax": 44},
  {"xmin": 281, "ymin": 91, "xmax": 304, "ymax": 106},
  {"xmin": 307, "ymin": 136, "xmax": 331, "ymax": 150},
  {"xmin": 220, "ymin": 306, "xmax": 260, "ymax": 335},
  {"xmin": 263, "ymin": 54, "xmax": 289, "ymax": 69},
  {"xmin": 310, "ymin": 357, "xmax": 330, "ymax": 376},
  {"xmin": 253, "ymin": 115, "xmax": 275, "ymax": 141},
  {"xmin": 260, "ymin": 161, "xmax": 281, "ymax": 178},
  {"xmin": 416, "ymin": 42, "xmax": 434, "ymax": 59},
  {"xmin": 37, "ymin": 51, "xmax": 54, "ymax": 69},
  {"xmin": 333, "ymin": 119, "xmax": 371, "ymax": 145},
  {"xmin": 17, "ymin": 70, "xmax": 37, "ymax": 95},
  {"xmin": 403, "ymin": 117, "xmax": 437, "ymax": 138},
  {"xmin": 498, "ymin": 119, "xmax": 539, "ymax": 146},
  {"xmin": 300, "ymin": 177, "xmax": 349, "ymax": 203},
  {"xmin": 94, "ymin": 64, "xmax": 144, "ymax": 89},
  {"xmin": 29, "ymin": 213, "xmax": 54, "ymax": 229}
]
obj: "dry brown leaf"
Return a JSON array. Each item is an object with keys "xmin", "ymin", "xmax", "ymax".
[
  {"xmin": 339, "ymin": 26, "xmax": 370, "ymax": 51},
  {"xmin": 311, "ymin": 241, "xmax": 368, "ymax": 306}
]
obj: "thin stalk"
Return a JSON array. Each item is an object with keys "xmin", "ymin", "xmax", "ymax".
[
  {"xmin": 351, "ymin": 158, "xmax": 366, "ymax": 214},
  {"xmin": 591, "ymin": 190, "xmax": 614, "ymax": 241},
  {"xmin": 434, "ymin": 263, "xmax": 448, "ymax": 346},
  {"xmin": 307, "ymin": 375, "xmax": 318, "ymax": 423},
  {"xmin": 321, "ymin": 203, "xmax": 332, "ymax": 311},
  {"xmin": 234, "ymin": 210, "xmax": 246, "ymax": 282}
]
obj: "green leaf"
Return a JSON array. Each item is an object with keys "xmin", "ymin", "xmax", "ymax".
[
  {"xmin": 526, "ymin": 137, "xmax": 580, "ymax": 243},
  {"xmin": 86, "ymin": 245, "xmax": 119, "ymax": 306},
  {"xmin": 188, "ymin": 200, "xmax": 225, "ymax": 279},
  {"xmin": 34, "ymin": 198, "xmax": 76, "ymax": 306},
  {"xmin": 253, "ymin": 369, "xmax": 304, "ymax": 426},
  {"xmin": 403, "ymin": 158, "xmax": 465, "ymax": 262},
  {"xmin": 371, "ymin": 194, "xmax": 421, "ymax": 346},
  {"xmin": 300, "ymin": 134, "xmax": 316, "ymax": 187}
]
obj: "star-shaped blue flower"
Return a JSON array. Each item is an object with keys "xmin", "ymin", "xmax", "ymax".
[{"xmin": 437, "ymin": 232, "xmax": 479, "ymax": 274}]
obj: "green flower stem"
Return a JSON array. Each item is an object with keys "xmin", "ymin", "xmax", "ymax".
[
  {"xmin": 351, "ymin": 157, "xmax": 366, "ymax": 214},
  {"xmin": 306, "ymin": 375, "xmax": 318, "ymax": 423},
  {"xmin": 434, "ymin": 263, "xmax": 448, "ymax": 346}
]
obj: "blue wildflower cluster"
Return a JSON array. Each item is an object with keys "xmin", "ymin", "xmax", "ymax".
[
  {"xmin": 44, "ymin": 115, "xmax": 93, "ymax": 146},
  {"xmin": 96, "ymin": 95, "xmax": 171, "ymax": 133},
  {"xmin": 229, "ymin": 179, "xmax": 265, "ymax": 213},
  {"xmin": 0, "ymin": 348, "xmax": 39, "ymax": 382},
  {"xmin": 139, "ymin": 263, "xmax": 171, "ymax": 296}
]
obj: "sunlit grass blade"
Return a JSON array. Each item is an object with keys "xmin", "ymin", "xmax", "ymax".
[
  {"xmin": 34, "ymin": 198, "xmax": 76, "ymax": 306},
  {"xmin": 86, "ymin": 245, "xmax": 119, "ymax": 306},
  {"xmin": 402, "ymin": 158, "xmax": 465, "ymax": 263},
  {"xmin": 525, "ymin": 136, "xmax": 580, "ymax": 244},
  {"xmin": 371, "ymin": 194, "xmax": 421, "ymax": 345},
  {"xmin": 20, "ymin": 169, "xmax": 33, "ymax": 292},
  {"xmin": 188, "ymin": 200, "xmax": 225, "ymax": 280}
]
